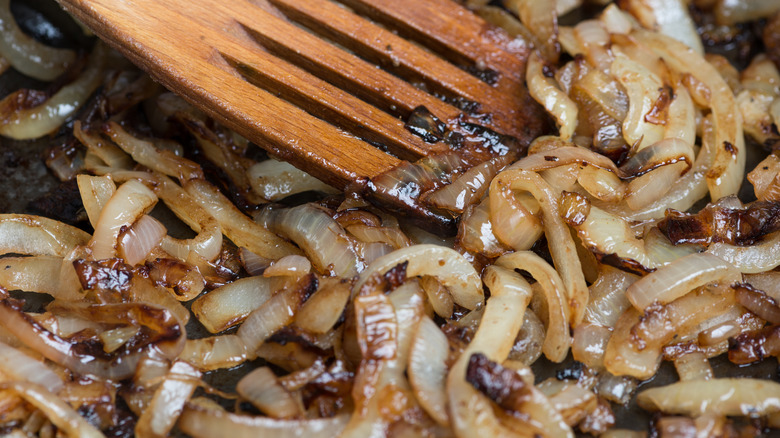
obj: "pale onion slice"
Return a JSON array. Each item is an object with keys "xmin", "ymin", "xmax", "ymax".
[
  {"xmin": 571, "ymin": 323, "xmax": 611, "ymax": 370},
  {"xmin": 446, "ymin": 267, "xmax": 572, "ymax": 438},
  {"xmin": 585, "ymin": 264, "xmax": 638, "ymax": 328},
  {"xmin": 136, "ymin": 361, "xmax": 200, "ymax": 438},
  {"xmin": 620, "ymin": 0, "xmax": 703, "ymax": 54},
  {"xmin": 180, "ymin": 335, "xmax": 247, "ymax": 372},
  {"xmin": 707, "ymin": 231, "xmax": 780, "ymax": 273},
  {"xmin": 0, "ymin": 382, "xmax": 104, "ymax": 438},
  {"xmin": 574, "ymin": 19, "xmax": 614, "ymax": 73},
  {"xmin": 99, "ymin": 326, "xmax": 140, "ymax": 353},
  {"xmin": 407, "ymin": 316, "xmax": 449, "ymax": 427},
  {"xmin": 0, "ymin": 43, "xmax": 105, "ymax": 140},
  {"xmin": 0, "ymin": 214, "xmax": 90, "ymax": 257},
  {"xmin": 0, "ymin": 0, "xmax": 76, "ymax": 80},
  {"xmin": 294, "ymin": 277, "xmax": 350, "ymax": 334},
  {"xmin": 247, "ymin": 159, "xmax": 336, "ymax": 201},
  {"xmin": 494, "ymin": 253, "xmax": 571, "ymax": 362},
  {"xmin": 256, "ymin": 204, "xmax": 359, "ymax": 277},
  {"xmin": 179, "ymin": 404, "xmax": 348, "ymax": 438},
  {"xmin": 505, "ymin": 0, "xmax": 559, "ymax": 62},
  {"xmin": 89, "ymin": 180, "xmax": 157, "ymax": 260},
  {"xmin": 596, "ymin": 373, "xmax": 638, "ymax": 405},
  {"xmin": 715, "ymin": 0, "xmax": 780, "ymax": 25},
  {"xmin": 185, "ymin": 179, "xmax": 298, "ymax": 260},
  {"xmin": 240, "ymin": 248, "xmax": 273, "ymax": 276},
  {"xmin": 419, "ymin": 275, "xmax": 454, "ymax": 318},
  {"xmin": 77, "ymin": 174, "xmax": 117, "ymax": 228},
  {"xmin": 237, "ymin": 277, "xmax": 313, "ymax": 355},
  {"xmin": 263, "ymin": 255, "xmax": 311, "ymax": 278},
  {"xmin": 625, "ymin": 161, "xmax": 688, "ymax": 211},
  {"xmin": 673, "ymin": 351, "xmax": 713, "ymax": 381},
  {"xmin": 118, "ymin": 214, "xmax": 167, "ymax": 266},
  {"xmin": 634, "ymin": 29, "xmax": 746, "ymax": 200},
  {"xmin": 191, "ymin": 276, "xmax": 274, "ymax": 333},
  {"xmin": 237, "ymin": 367, "xmax": 302, "ymax": 419},
  {"xmin": 353, "ymin": 244, "xmax": 483, "ymax": 310},
  {"xmin": 626, "ymin": 252, "xmax": 741, "ymax": 310},
  {"xmin": 603, "ymin": 308, "xmax": 661, "ymax": 379},
  {"xmin": 665, "ymin": 84, "xmax": 696, "ymax": 144},
  {"xmin": 0, "ymin": 341, "xmax": 63, "ymax": 394},
  {"xmin": 425, "ymin": 155, "xmax": 513, "ymax": 213},
  {"xmin": 638, "ymin": 378, "xmax": 780, "ymax": 417},
  {"xmin": 73, "ymin": 122, "xmax": 134, "ymax": 170},
  {"xmin": 600, "ymin": 5, "xmax": 634, "ymax": 35},
  {"xmin": 492, "ymin": 169, "xmax": 588, "ymax": 324},
  {"xmin": 0, "ymin": 255, "xmax": 82, "ymax": 301},
  {"xmin": 458, "ymin": 199, "xmax": 510, "ymax": 259},
  {"xmin": 577, "ymin": 162, "xmax": 625, "ymax": 202},
  {"xmin": 103, "ymin": 121, "xmax": 203, "ymax": 181},
  {"xmin": 611, "ymin": 52, "xmax": 666, "ymax": 150},
  {"xmin": 527, "ymin": 51, "xmax": 578, "ymax": 140},
  {"xmin": 489, "ymin": 181, "xmax": 544, "ymax": 251}
]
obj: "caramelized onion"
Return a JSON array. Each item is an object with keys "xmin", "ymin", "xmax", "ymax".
[
  {"xmin": 136, "ymin": 361, "xmax": 200, "ymax": 438},
  {"xmin": 638, "ymin": 378, "xmax": 780, "ymax": 417},
  {"xmin": 237, "ymin": 367, "xmax": 302, "ymax": 419},
  {"xmin": 527, "ymin": 51, "xmax": 578, "ymax": 140},
  {"xmin": 247, "ymin": 159, "xmax": 336, "ymax": 201},
  {"xmin": 180, "ymin": 335, "xmax": 247, "ymax": 371}
]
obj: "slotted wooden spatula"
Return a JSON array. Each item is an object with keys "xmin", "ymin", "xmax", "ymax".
[{"xmin": 56, "ymin": 0, "xmax": 546, "ymax": 234}]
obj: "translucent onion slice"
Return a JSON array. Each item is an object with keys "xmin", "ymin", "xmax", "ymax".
[
  {"xmin": 673, "ymin": 351, "xmax": 712, "ymax": 381},
  {"xmin": 263, "ymin": 255, "xmax": 311, "ymax": 278},
  {"xmin": 611, "ymin": 53, "xmax": 666, "ymax": 150},
  {"xmin": 77, "ymin": 174, "xmax": 117, "ymax": 228},
  {"xmin": 191, "ymin": 276, "xmax": 274, "ymax": 334},
  {"xmin": 103, "ymin": 121, "xmax": 203, "ymax": 181},
  {"xmin": 585, "ymin": 264, "xmax": 638, "ymax": 328},
  {"xmin": 73, "ymin": 122, "xmax": 134, "ymax": 170},
  {"xmin": 180, "ymin": 335, "xmax": 247, "ymax": 372},
  {"xmin": 626, "ymin": 252, "xmax": 741, "ymax": 310},
  {"xmin": 118, "ymin": 214, "xmax": 167, "ymax": 266},
  {"xmin": 185, "ymin": 179, "xmax": 298, "ymax": 260},
  {"xmin": 257, "ymin": 204, "xmax": 358, "ymax": 277},
  {"xmin": 707, "ymin": 231, "xmax": 780, "ymax": 273},
  {"xmin": 0, "ymin": 381, "xmax": 104, "ymax": 438},
  {"xmin": 0, "ymin": 341, "xmax": 63, "ymax": 394},
  {"xmin": 596, "ymin": 373, "xmax": 638, "ymax": 405},
  {"xmin": 0, "ymin": 255, "xmax": 82, "ymax": 301},
  {"xmin": 0, "ymin": 0, "xmax": 76, "ymax": 80},
  {"xmin": 458, "ymin": 199, "xmax": 510, "ymax": 258},
  {"xmin": 625, "ymin": 161, "xmax": 688, "ymax": 211},
  {"xmin": 247, "ymin": 159, "xmax": 336, "ymax": 201},
  {"xmin": 136, "ymin": 361, "xmax": 200, "ymax": 438},
  {"xmin": 491, "ymin": 169, "xmax": 588, "ymax": 325},
  {"xmin": 89, "ymin": 180, "xmax": 157, "ymax": 260},
  {"xmin": 239, "ymin": 248, "xmax": 273, "ymax": 276},
  {"xmin": 638, "ymin": 378, "xmax": 780, "ymax": 417},
  {"xmin": 603, "ymin": 308, "xmax": 661, "ymax": 379},
  {"xmin": 506, "ymin": 0, "xmax": 559, "ymax": 62},
  {"xmin": 0, "ymin": 43, "xmax": 105, "ymax": 140},
  {"xmin": 527, "ymin": 51, "xmax": 578, "ymax": 140},
  {"xmin": 294, "ymin": 277, "xmax": 350, "ymax": 335},
  {"xmin": 407, "ymin": 316, "xmax": 449, "ymax": 426},
  {"xmin": 665, "ymin": 84, "xmax": 696, "ymax": 145},
  {"xmin": 634, "ymin": 29, "xmax": 746, "ymax": 200},
  {"xmin": 237, "ymin": 367, "xmax": 302, "ymax": 419},
  {"xmin": 620, "ymin": 0, "xmax": 703, "ymax": 54},
  {"xmin": 575, "ymin": 19, "xmax": 614, "ymax": 73},
  {"xmin": 425, "ymin": 155, "xmax": 513, "ymax": 213},
  {"xmin": 354, "ymin": 244, "xmax": 483, "ymax": 310},
  {"xmin": 495, "ymin": 253, "xmax": 571, "ymax": 362},
  {"xmin": 0, "ymin": 214, "xmax": 90, "ymax": 257},
  {"xmin": 571, "ymin": 323, "xmax": 611, "ymax": 370},
  {"xmin": 489, "ymin": 180, "xmax": 544, "ymax": 251},
  {"xmin": 179, "ymin": 404, "xmax": 348, "ymax": 438}
]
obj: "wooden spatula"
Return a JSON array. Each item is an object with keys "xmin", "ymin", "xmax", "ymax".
[{"xmin": 55, "ymin": 0, "xmax": 546, "ymax": 234}]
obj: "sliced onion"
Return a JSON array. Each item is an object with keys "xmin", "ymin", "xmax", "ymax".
[
  {"xmin": 239, "ymin": 248, "xmax": 273, "ymax": 276},
  {"xmin": 673, "ymin": 351, "xmax": 713, "ymax": 381},
  {"xmin": 611, "ymin": 53, "xmax": 666, "ymax": 150},
  {"xmin": 494, "ymin": 253, "xmax": 571, "ymax": 362},
  {"xmin": 118, "ymin": 214, "xmax": 167, "ymax": 266},
  {"xmin": 626, "ymin": 252, "xmax": 741, "ymax": 311},
  {"xmin": 489, "ymin": 180, "xmax": 544, "ymax": 251},
  {"xmin": 603, "ymin": 308, "xmax": 661, "ymax": 379},
  {"xmin": 425, "ymin": 155, "xmax": 513, "ymax": 213},
  {"xmin": 585, "ymin": 265, "xmax": 638, "ymax": 328},
  {"xmin": 256, "ymin": 204, "xmax": 358, "ymax": 277},
  {"xmin": 625, "ymin": 161, "xmax": 688, "ymax": 210},
  {"xmin": 571, "ymin": 323, "xmax": 611, "ymax": 371},
  {"xmin": 0, "ymin": 381, "xmax": 103, "ymax": 438},
  {"xmin": 507, "ymin": 310, "xmax": 545, "ymax": 365},
  {"xmin": 0, "ymin": 0, "xmax": 76, "ymax": 80},
  {"xmin": 180, "ymin": 335, "xmax": 247, "ymax": 371},
  {"xmin": 0, "ymin": 43, "xmax": 105, "ymax": 140},
  {"xmin": 408, "ymin": 316, "xmax": 449, "ymax": 426},
  {"xmin": 77, "ymin": 174, "xmax": 117, "ymax": 229},
  {"xmin": 354, "ymin": 244, "xmax": 483, "ymax": 310},
  {"xmin": 179, "ymin": 403, "xmax": 348, "ymax": 438},
  {"xmin": 621, "ymin": 0, "xmax": 703, "ymax": 54},
  {"xmin": 735, "ymin": 284, "xmax": 780, "ymax": 324},
  {"xmin": 707, "ymin": 230, "xmax": 780, "ymax": 273},
  {"xmin": 237, "ymin": 366, "xmax": 302, "ymax": 419},
  {"xmin": 89, "ymin": 180, "xmax": 157, "ymax": 260},
  {"xmin": 247, "ymin": 159, "xmax": 336, "ymax": 201},
  {"xmin": 491, "ymin": 169, "xmax": 588, "ymax": 324},
  {"xmin": 263, "ymin": 255, "xmax": 311, "ymax": 278},
  {"xmin": 0, "ymin": 341, "xmax": 63, "ymax": 394},
  {"xmin": 596, "ymin": 373, "xmax": 638, "ymax": 405},
  {"xmin": 237, "ymin": 275, "xmax": 315, "ymax": 355},
  {"xmin": 294, "ymin": 277, "xmax": 350, "ymax": 335},
  {"xmin": 575, "ymin": 19, "xmax": 614, "ymax": 73},
  {"xmin": 506, "ymin": 0, "xmax": 559, "ymax": 62},
  {"xmin": 74, "ymin": 122, "xmax": 134, "ymax": 170},
  {"xmin": 0, "ymin": 214, "xmax": 90, "ymax": 257},
  {"xmin": 103, "ymin": 121, "xmax": 203, "ymax": 181},
  {"xmin": 191, "ymin": 276, "xmax": 274, "ymax": 333},
  {"xmin": 185, "ymin": 179, "xmax": 298, "ymax": 260},
  {"xmin": 715, "ymin": 0, "xmax": 780, "ymax": 25},
  {"xmin": 638, "ymin": 378, "xmax": 780, "ymax": 416},
  {"xmin": 0, "ymin": 255, "xmax": 82, "ymax": 301},
  {"xmin": 98, "ymin": 326, "xmax": 139, "ymax": 353},
  {"xmin": 136, "ymin": 361, "xmax": 200, "ymax": 438},
  {"xmin": 527, "ymin": 51, "xmax": 578, "ymax": 140},
  {"xmin": 457, "ymin": 199, "xmax": 509, "ymax": 258}
]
